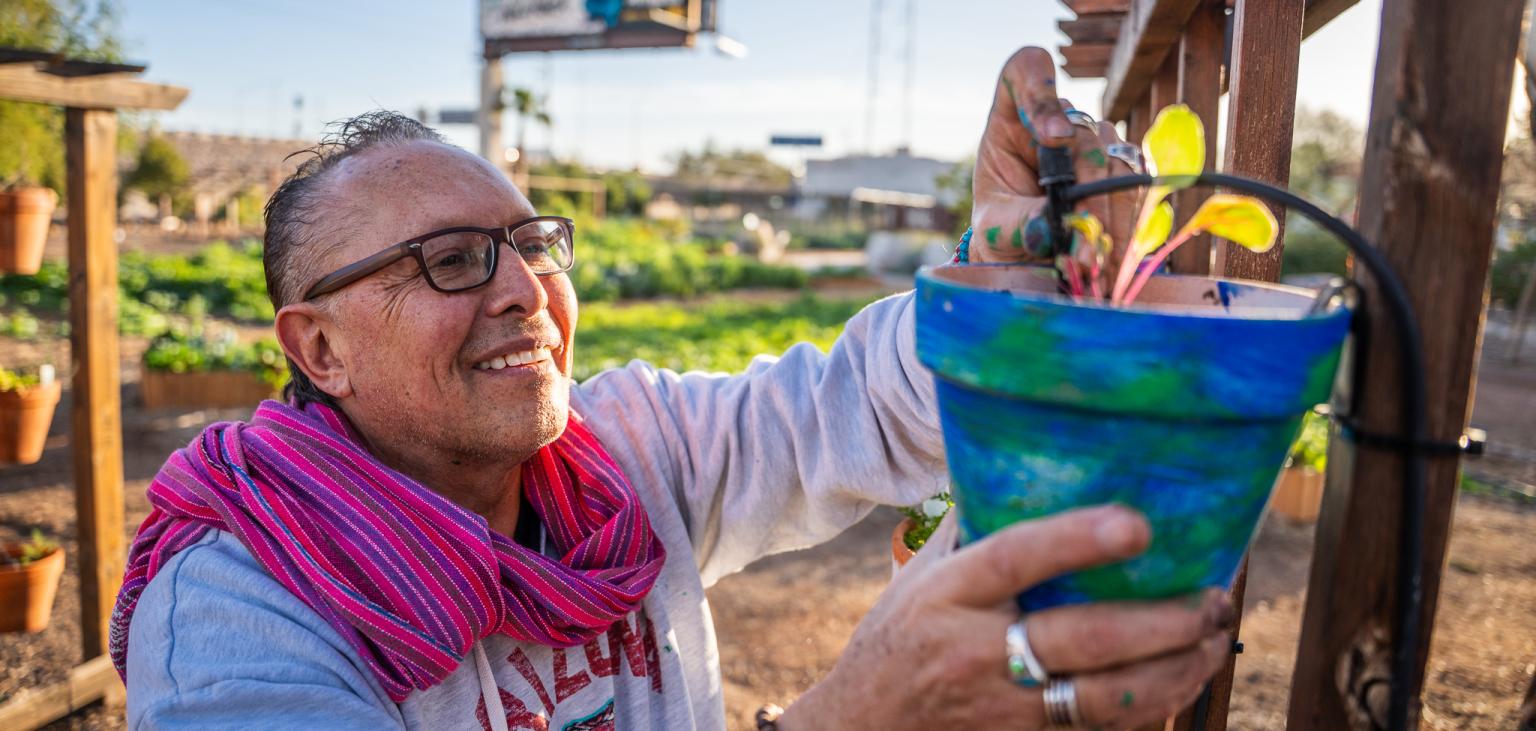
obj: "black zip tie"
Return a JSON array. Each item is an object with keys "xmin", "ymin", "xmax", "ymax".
[{"xmin": 1332, "ymin": 413, "xmax": 1483, "ymax": 456}]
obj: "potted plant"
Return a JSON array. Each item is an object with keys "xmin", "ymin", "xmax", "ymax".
[
  {"xmin": 0, "ymin": 529, "xmax": 65, "ymax": 633},
  {"xmin": 893, "ymin": 493, "xmax": 953, "ymax": 572},
  {"xmin": 916, "ymin": 105, "xmax": 1353, "ymax": 611},
  {"xmin": 0, "ymin": 363, "xmax": 60, "ymax": 466},
  {"xmin": 0, "ymin": 170, "xmax": 59, "ymax": 275},
  {"xmin": 140, "ymin": 328, "xmax": 286, "ymax": 409},
  {"xmin": 1272, "ymin": 409, "xmax": 1330, "ymax": 522}
]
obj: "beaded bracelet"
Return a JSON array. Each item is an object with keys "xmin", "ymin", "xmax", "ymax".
[{"xmin": 950, "ymin": 226, "xmax": 974, "ymax": 264}]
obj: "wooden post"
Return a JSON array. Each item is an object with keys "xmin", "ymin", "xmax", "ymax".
[
  {"xmin": 1210, "ymin": 0, "xmax": 1302, "ymax": 282},
  {"xmin": 1285, "ymin": 0, "xmax": 1524, "ymax": 728},
  {"xmin": 65, "ymin": 107, "xmax": 125, "ymax": 660},
  {"xmin": 1126, "ymin": 93, "xmax": 1154, "ymax": 143},
  {"xmin": 1169, "ymin": 0, "xmax": 1224, "ymax": 276}
]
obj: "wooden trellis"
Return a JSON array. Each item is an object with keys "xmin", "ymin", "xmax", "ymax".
[
  {"xmin": 1058, "ymin": 0, "xmax": 1524, "ymax": 728},
  {"xmin": 0, "ymin": 48, "xmax": 186, "ymax": 730}
]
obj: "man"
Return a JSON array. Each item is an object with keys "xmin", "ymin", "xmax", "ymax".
[{"xmin": 113, "ymin": 48, "xmax": 1232, "ymax": 730}]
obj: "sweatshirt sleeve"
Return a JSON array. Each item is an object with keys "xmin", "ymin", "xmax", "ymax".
[
  {"xmin": 571, "ymin": 291, "xmax": 948, "ymax": 587},
  {"xmin": 125, "ymin": 531, "xmax": 405, "ymax": 731}
]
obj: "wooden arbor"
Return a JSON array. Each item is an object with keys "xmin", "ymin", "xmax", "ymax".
[
  {"xmin": 0, "ymin": 48, "xmax": 186, "ymax": 729},
  {"xmin": 1059, "ymin": 0, "xmax": 1523, "ymax": 729}
]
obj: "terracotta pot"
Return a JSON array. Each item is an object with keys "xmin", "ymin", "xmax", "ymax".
[
  {"xmin": 0, "ymin": 543, "xmax": 66, "ymax": 633},
  {"xmin": 891, "ymin": 517, "xmax": 917, "ymax": 573},
  {"xmin": 0, "ymin": 379, "xmax": 61, "ymax": 466},
  {"xmin": 140, "ymin": 368, "xmax": 277, "ymax": 410},
  {"xmin": 0, "ymin": 186, "xmax": 58, "ymax": 275},
  {"xmin": 1271, "ymin": 466, "xmax": 1326, "ymax": 523}
]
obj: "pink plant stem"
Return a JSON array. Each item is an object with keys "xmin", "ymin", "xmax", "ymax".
[
  {"xmin": 1121, "ymin": 231, "xmax": 1194, "ymax": 306},
  {"xmin": 1062, "ymin": 257, "xmax": 1085, "ymax": 298},
  {"xmin": 1110, "ymin": 251, "xmax": 1144, "ymax": 305},
  {"xmin": 1089, "ymin": 259, "xmax": 1104, "ymax": 300}
]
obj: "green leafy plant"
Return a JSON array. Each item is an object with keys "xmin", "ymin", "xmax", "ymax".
[
  {"xmin": 0, "ymin": 363, "xmax": 54, "ymax": 393},
  {"xmin": 2, "ymin": 529, "xmax": 59, "ymax": 569},
  {"xmin": 1287, "ymin": 410, "xmax": 1330, "ymax": 473},
  {"xmin": 898, "ymin": 493, "xmax": 953, "ymax": 552},
  {"xmin": 142, "ymin": 328, "xmax": 287, "ymax": 391}
]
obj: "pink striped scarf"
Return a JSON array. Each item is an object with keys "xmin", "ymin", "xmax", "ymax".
[{"xmin": 109, "ymin": 399, "xmax": 666, "ymax": 702}]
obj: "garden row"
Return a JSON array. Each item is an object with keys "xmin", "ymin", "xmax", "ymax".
[{"xmin": 0, "ymin": 222, "xmax": 852, "ymax": 467}]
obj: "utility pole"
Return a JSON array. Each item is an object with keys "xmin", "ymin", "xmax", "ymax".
[{"xmin": 865, "ymin": 0, "xmax": 883, "ymax": 154}]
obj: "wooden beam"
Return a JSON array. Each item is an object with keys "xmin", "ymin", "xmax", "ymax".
[
  {"xmin": 1060, "ymin": 43, "xmax": 1115, "ymax": 72},
  {"xmin": 1064, "ymin": 61, "xmax": 1111, "ymax": 79},
  {"xmin": 0, "ymin": 655, "xmax": 120, "ymax": 731},
  {"xmin": 1168, "ymin": 0, "xmax": 1223, "ymax": 276},
  {"xmin": 1285, "ymin": 0, "xmax": 1524, "ymax": 728},
  {"xmin": 1062, "ymin": 0, "xmax": 1132, "ymax": 13},
  {"xmin": 1059, "ymin": 13, "xmax": 1127, "ymax": 45},
  {"xmin": 1101, "ymin": 0, "xmax": 1204, "ymax": 121},
  {"xmin": 0, "ymin": 65, "xmax": 185, "ymax": 110},
  {"xmin": 1125, "ymin": 93, "xmax": 1153, "ymax": 142},
  {"xmin": 1303, "ymin": 0, "xmax": 1360, "ymax": 37},
  {"xmin": 66, "ymin": 107, "xmax": 125, "ymax": 659},
  {"xmin": 1209, "ymin": 0, "xmax": 1302, "ymax": 282}
]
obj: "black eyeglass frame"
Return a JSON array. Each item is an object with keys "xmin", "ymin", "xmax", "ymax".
[{"xmin": 301, "ymin": 215, "xmax": 576, "ymax": 301}]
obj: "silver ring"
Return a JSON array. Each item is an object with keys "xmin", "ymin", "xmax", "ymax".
[
  {"xmin": 1105, "ymin": 142, "xmax": 1145, "ymax": 174},
  {"xmin": 1042, "ymin": 677, "xmax": 1085, "ymax": 728},
  {"xmin": 1005, "ymin": 618, "xmax": 1049, "ymax": 688},
  {"xmin": 1065, "ymin": 109, "xmax": 1098, "ymax": 132}
]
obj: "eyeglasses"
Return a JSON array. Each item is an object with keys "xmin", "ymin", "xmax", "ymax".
[{"xmin": 302, "ymin": 215, "xmax": 576, "ymax": 301}]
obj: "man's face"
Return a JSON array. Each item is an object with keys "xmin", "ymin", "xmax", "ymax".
[{"xmin": 299, "ymin": 140, "xmax": 576, "ymax": 466}]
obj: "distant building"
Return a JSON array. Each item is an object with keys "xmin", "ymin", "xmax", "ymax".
[{"xmin": 797, "ymin": 148, "xmax": 958, "ymax": 232}]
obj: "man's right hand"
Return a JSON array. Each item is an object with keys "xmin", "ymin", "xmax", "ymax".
[{"xmin": 780, "ymin": 506, "xmax": 1233, "ymax": 730}]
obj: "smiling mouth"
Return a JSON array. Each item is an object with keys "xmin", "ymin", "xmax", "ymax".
[{"xmin": 472, "ymin": 346, "xmax": 555, "ymax": 371}]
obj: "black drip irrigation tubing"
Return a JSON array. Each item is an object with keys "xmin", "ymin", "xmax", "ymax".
[{"xmin": 1049, "ymin": 171, "xmax": 1431, "ymax": 731}]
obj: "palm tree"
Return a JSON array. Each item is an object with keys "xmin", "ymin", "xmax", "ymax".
[{"xmin": 504, "ymin": 86, "xmax": 552, "ymax": 174}]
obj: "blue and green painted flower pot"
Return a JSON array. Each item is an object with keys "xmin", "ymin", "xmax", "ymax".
[{"xmin": 915, "ymin": 264, "xmax": 1351, "ymax": 610}]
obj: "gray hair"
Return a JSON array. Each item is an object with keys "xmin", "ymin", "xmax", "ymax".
[{"xmin": 262, "ymin": 110, "xmax": 447, "ymax": 406}]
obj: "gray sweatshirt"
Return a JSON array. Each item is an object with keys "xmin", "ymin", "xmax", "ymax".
[{"xmin": 125, "ymin": 291, "xmax": 948, "ymax": 730}]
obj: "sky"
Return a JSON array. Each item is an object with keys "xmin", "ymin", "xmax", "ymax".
[{"xmin": 118, "ymin": 0, "xmax": 1390, "ymax": 172}]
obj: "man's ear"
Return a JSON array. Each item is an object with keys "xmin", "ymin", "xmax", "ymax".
[{"xmin": 275, "ymin": 303, "xmax": 353, "ymax": 400}]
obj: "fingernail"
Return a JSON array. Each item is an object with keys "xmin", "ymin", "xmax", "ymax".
[
  {"xmin": 1044, "ymin": 116, "xmax": 1073, "ymax": 140},
  {"xmin": 1094, "ymin": 507, "xmax": 1147, "ymax": 555},
  {"xmin": 1210, "ymin": 595, "xmax": 1236, "ymax": 630}
]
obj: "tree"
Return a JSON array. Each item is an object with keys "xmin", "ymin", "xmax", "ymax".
[
  {"xmin": 0, "ymin": 0, "xmax": 122, "ymax": 191},
  {"xmin": 670, "ymin": 143, "xmax": 792, "ymax": 188},
  {"xmin": 124, "ymin": 135, "xmax": 189, "ymax": 204},
  {"xmin": 1280, "ymin": 108, "xmax": 1364, "ymax": 278},
  {"xmin": 504, "ymin": 86, "xmax": 551, "ymax": 170}
]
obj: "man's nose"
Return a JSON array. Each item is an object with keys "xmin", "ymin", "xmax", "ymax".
[{"xmin": 482, "ymin": 244, "xmax": 549, "ymax": 317}]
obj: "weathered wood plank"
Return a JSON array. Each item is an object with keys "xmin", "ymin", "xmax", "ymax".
[
  {"xmin": 1303, "ymin": 0, "xmax": 1360, "ymax": 37},
  {"xmin": 66, "ymin": 107, "xmax": 125, "ymax": 659},
  {"xmin": 0, "ymin": 655, "xmax": 119, "ymax": 731},
  {"xmin": 1064, "ymin": 61, "xmax": 1111, "ymax": 79},
  {"xmin": 1060, "ymin": 43, "xmax": 1115, "ymax": 71},
  {"xmin": 1209, "ymin": 0, "xmax": 1301, "ymax": 282},
  {"xmin": 1062, "ymin": 0, "xmax": 1133, "ymax": 13},
  {"xmin": 1101, "ymin": 0, "xmax": 1204, "ymax": 121},
  {"xmin": 1059, "ymin": 13, "xmax": 1127, "ymax": 45},
  {"xmin": 1168, "ymin": 0, "xmax": 1223, "ymax": 276},
  {"xmin": 1285, "ymin": 0, "xmax": 1524, "ymax": 728},
  {"xmin": 1125, "ymin": 93, "xmax": 1153, "ymax": 142},
  {"xmin": 0, "ymin": 65, "xmax": 185, "ymax": 110}
]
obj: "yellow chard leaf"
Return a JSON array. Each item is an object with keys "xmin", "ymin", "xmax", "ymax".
[
  {"xmin": 1143, "ymin": 104, "xmax": 1205, "ymax": 188},
  {"xmin": 1175, "ymin": 194, "xmax": 1279, "ymax": 252},
  {"xmin": 1131, "ymin": 201, "xmax": 1175, "ymax": 257},
  {"xmin": 1065, "ymin": 212, "xmax": 1105, "ymax": 250}
]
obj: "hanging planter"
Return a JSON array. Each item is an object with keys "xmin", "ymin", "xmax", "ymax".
[
  {"xmin": 917, "ymin": 267, "xmax": 1350, "ymax": 609},
  {"xmin": 0, "ymin": 531, "xmax": 66, "ymax": 633},
  {"xmin": 0, "ymin": 186, "xmax": 59, "ymax": 275},
  {"xmin": 0, "ymin": 365, "xmax": 61, "ymax": 466},
  {"xmin": 917, "ymin": 104, "xmax": 1355, "ymax": 611}
]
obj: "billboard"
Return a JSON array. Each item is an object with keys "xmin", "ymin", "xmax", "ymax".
[{"xmin": 481, "ymin": 0, "xmax": 717, "ymax": 55}]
